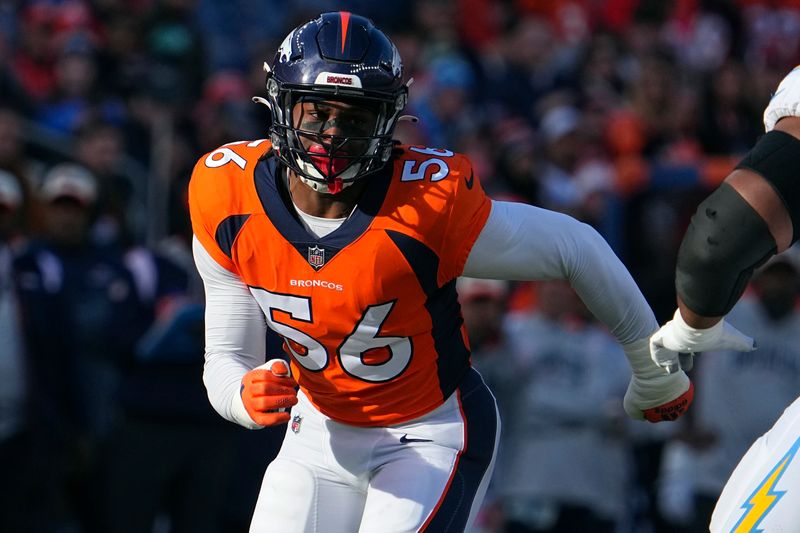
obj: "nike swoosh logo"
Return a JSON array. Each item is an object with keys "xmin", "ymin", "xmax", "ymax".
[
  {"xmin": 464, "ymin": 170, "xmax": 474, "ymax": 190},
  {"xmin": 400, "ymin": 434, "xmax": 433, "ymax": 444}
]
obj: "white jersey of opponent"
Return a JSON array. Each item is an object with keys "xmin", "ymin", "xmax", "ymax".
[{"xmin": 711, "ymin": 396, "xmax": 800, "ymax": 532}]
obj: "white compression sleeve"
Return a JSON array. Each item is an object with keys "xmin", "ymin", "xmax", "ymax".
[
  {"xmin": 463, "ymin": 201, "xmax": 658, "ymax": 344},
  {"xmin": 192, "ymin": 236, "xmax": 267, "ymax": 427}
]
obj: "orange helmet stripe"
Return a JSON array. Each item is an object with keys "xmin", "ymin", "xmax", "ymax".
[{"xmin": 340, "ymin": 11, "xmax": 351, "ymax": 54}]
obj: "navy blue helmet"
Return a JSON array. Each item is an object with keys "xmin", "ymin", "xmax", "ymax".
[{"xmin": 263, "ymin": 12, "xmax": 408, "ymax": 193}]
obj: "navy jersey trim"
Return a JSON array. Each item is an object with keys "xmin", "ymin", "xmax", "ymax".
[
  {"xmin": 424, "ymin": 368, "xmax": 498, "ymax": 532},
  {"xmin": 385, "ymin": 230, "xmax": 471, "ymax": 398},
  {"xmin": 253, "ymin": 156, "xmax": 393, "ymax": 268},
  {"xmin": 215, "ymin": 214, "xmax": 251, "ymax": 259},
  {"xmin": 428, "ymin": 279, "xmax": 470, "ymax": 396}
]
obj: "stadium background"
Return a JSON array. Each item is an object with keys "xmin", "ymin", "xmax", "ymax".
[{"xmin": 1, "ymin": 0, "xmax": 799, "ymax": 532}]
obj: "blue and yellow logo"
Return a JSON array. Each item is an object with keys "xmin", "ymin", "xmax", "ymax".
[{"xmin": 732, "ymin": 436, "xmax": 800, "ymax": 532}]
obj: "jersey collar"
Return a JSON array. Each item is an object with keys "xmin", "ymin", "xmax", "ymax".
[{"xmin": 254, "ymin": 155, "xmax": 393, "ymax": 269}]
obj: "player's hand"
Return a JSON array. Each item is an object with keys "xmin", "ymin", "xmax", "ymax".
[
  {"xmin": 650, "ymin": 309, "xmax": 756, "ymax": 374},
  {"xmin": 764, "ymin": 66, "xmax": 800, "ymax": 131},
  {"xmin": 623, "ymin": 338, "xmax": 694, "ymax": 423},
  {"xmin": 624, "ymin": 374, "xmax": 694, "ymax": 423},
  {"xmin": 240, "ymin": 359, "xmax": 298, "ymax": 427}
]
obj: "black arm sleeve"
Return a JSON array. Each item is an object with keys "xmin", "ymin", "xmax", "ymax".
[{"xmin": 676, "ymin": 183, "xmax": 777, "ymax": 316}]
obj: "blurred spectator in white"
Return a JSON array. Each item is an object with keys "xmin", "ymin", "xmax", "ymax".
[
  {"xmin": 537, "ymin": 101, "xmax": 623, "ymax": 250},
  {"xmin": 537, "ymin": 105, "xmax": 583, "ymax": 212},
  {"xmin": 493, "ymin": 280, "xmax": 631, "ymax": 533},
  {"xmin": 685, "ymin": 257, "xmax": 800, "ymax": 531},
  {"xmin": 742, "ymin": 1, "xmax": 800, "ymax": 71}
]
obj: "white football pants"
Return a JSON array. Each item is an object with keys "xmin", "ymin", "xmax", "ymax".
[{"xmin": 249, "ymin": 368, "xmax": 500, "ymax": 533}]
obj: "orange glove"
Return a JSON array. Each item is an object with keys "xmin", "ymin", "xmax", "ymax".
[{"xmin": 240, "ymin": 359, "xmax": 298, "ymax": 426}]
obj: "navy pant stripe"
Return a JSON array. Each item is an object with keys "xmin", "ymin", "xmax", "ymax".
[{"xmin": 422, "ymin": 368, "xmax": 498, "ymax": 532}]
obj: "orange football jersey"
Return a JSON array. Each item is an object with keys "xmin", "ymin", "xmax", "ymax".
[{"xmin": 189, "ymin": 140, "xmax": 492, "ymax": 426}]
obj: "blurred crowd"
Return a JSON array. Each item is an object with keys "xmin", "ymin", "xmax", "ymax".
[{"xmin": 2, "ymin": 0, "xmax": 800, "ymax": 532}]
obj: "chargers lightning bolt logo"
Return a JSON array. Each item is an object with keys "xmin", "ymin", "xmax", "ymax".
[{"xmin": 732, "ymin": 436, "xmax": 800, "ymax": 532}]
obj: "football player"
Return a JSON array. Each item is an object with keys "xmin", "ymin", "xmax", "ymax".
[
  {"xmin": 190, "ymin": 12, "xmax": 692, "ymax": 532},
  {"xmin": 650, "ymin": 67, "xmax": 800, "ymax": 532}
]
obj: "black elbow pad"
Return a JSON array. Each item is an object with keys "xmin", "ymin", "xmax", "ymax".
[{"xmin": 676, "ymin": 183, "xmax": 776, "ymax": 316}]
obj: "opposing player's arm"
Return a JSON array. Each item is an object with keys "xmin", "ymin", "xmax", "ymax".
[
  {"xmin": 651, "ymin": 88, "xmax": 800, "ymax": 366},
  {"xmin": 676, "ymin": 118, "xmax": 800, "ymax": 323},
  {"xmin": 463, "ymin": 201, "xmax": 693, "ymax": 422},
  {"xmin": 652, "ymin": 68, "xmax": 800, "ymax": 372},
  {"xmin": 675, "ymin": 68, "xmax": 800, "ymax": 328}
]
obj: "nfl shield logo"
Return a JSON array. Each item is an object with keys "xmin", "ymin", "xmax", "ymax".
[
  {"xmin": 308, "ymin": 245, "xmax": 325, "ymax": 269},
  {"xmin": 291, "ymin": 414, "xmax": 303, "ymax": 434}
]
